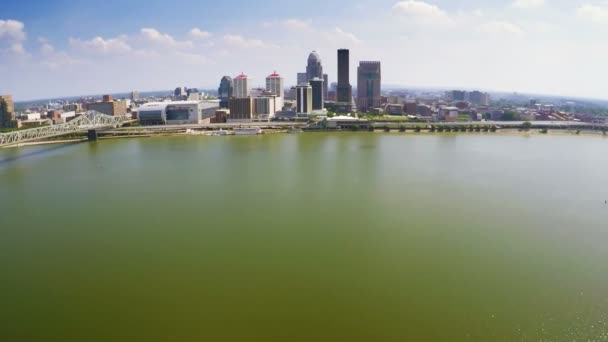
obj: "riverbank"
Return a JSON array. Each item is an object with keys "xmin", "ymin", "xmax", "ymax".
[{"xmin": 3, "ymin": 126, "xmax": 606, "ymax": 148}]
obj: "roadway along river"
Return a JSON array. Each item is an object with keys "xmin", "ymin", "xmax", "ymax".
[{"xmin": 1, "ymin": 133, "xmax": 607, "ymax": 341}]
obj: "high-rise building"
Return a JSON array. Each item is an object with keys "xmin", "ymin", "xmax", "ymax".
[
  {"xmin": 0, "ymin": 95, "xmax": 15, "ymax": 120},
  {"xmin": 323, "ymin": 74, "xmax": 329, "ymax": 99},
  {"xmin": 357, "ymin": 61, "xmax": 382, "ymax": 112},
  {"xmin": 309, "ymin": 78, "xmax": 324, "ymax": 111},
  {"xmin": 265, "ymin": 72, "xmax": 284, "ymax": 97},
  {"xmin": 296, "ymin": 83, "xmax": 312, "ymax": 115},
  {"xmin": 218, "ymin": 76, "xmax": 233, "ymax": 108},
  {"xmin": 337, "ymin": 49, "xmax": 352, "ymax": 104},
  {"xmin": 265, "ymin": 72, "xmax": 285, "ymax": 111},
  {"xmin": 233, "ymin": 73, "xmax": 251, "ymax": 98},
  {"xmin": 306, "ymin": 51, "xmax": 323, "ymax": 82},
  {"xmin": 297, "ymin": 72, "xmax": 308, "ymax": 86}
]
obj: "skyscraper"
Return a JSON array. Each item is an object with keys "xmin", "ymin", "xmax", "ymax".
[
  {"xmin": 233, "ymin": 73, "xmax": 251, "ymax": 98},
  {"xmin": 265, "ymin": 72, "xmax": 284, "ymax": 97},
  {"xmin": 357, "ymin": 61, "xmax": 382, "ymax": 112},
  {"xmin": 303, "ymin": 51, "xmax": 329, "ymax": 99},
  {"xmin": 337, "ymin": 49, "xmax": 352, "ymax": 104},
  {"xmin": 265, "ymin": 71, "xmax": 285, "ymax": 111},
  {"xmin": 306, "ymin": 51, "xmax": 323, "ymax": 81},
  {"xmin": 309, "ymin": 78, "xmax": 324, "ymax": 111},
  {"xmin": 218, "ymin": 76, "xmax": 233, "ymax": 108},
  {"xmin": 296, "ymin": 83, "xmax": 312, "ymax": 115}
]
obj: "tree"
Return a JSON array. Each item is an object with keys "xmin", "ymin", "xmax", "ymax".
[
  {"xmin": 522, "ymin": 121, "xmax": 532, "ymax": 131},
  {"xmin": 0, "ymin": 99, "xmax": 10, "ymax": 128},
  {"xmin": 501, "ymin": 111, "xmax": 518, "ymax": 121}
]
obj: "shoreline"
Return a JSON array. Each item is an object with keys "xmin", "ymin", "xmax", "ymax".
[{"xmin": 3, "ymin": 128, "xmax": 605, "ymax": 148}]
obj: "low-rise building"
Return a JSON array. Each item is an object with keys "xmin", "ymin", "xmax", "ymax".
[
  {"xmin": 21, "ymin": 112, "xmax": 42, "ymax": 121},
  {"xmin": 325, "ymin": 116, "xmax": 371, "ymax": 130},
  {"xmin": 228, "ymin": 97, "xmax": 254, "ymax": 122},
  {"xmin": 86, "ymin": 100, "xmax": 128, "ymax": 116},
  {"xmin": 62, "ymin": 103, "xmax": 83, "ymax": 112},
  {"xmin": 385, "ymin": 104, "xmax": 403, "ymax": 116},
  {"xmin": 404, "ymin": 101, "xmax": 417, "ymax": 115},
  {"xmin": 136, "ymin": 100, "xmax": 219, "ymax": 125},
  {"xmin": 253, "ymin": 96, "xmax": 277, "ymax": 121},
  {"xmin": 438, "ymin": 106, "xmax": 459, "ymax": 121}
]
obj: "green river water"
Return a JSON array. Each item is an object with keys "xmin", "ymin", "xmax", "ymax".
[{"xmin": 1, "ymin": 133, "xmax": 607, "ymax": 341}]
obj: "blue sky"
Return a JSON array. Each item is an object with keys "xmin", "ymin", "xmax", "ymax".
[{"xmin": 2, "ymin": 0, "xmax": 608, "ymax": 100}]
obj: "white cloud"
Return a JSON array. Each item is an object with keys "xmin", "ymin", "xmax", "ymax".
[
  {"xmin": 0, "ymin": 19, "xmax": 27, "ymax": 56},
  {"xmin": 69, "ymin": 36, "xmax": 131, "ymax": 54},
  {"xmin": 577, "ymin": 5, "xmax": 608, "ymax": 24},
  {"xmin": 189, "ymin": 28, "xmax": 211, "ymax": 40},
  {"xmin": 283, "ymin": 18, "xmax": 312, "ymax": 31},
  {"xmin": 511, "ymin": 0, "xmax": 545, "ymax": 9},
  {"xmin": 223, "ymin": 34, "xmax": 267, "ymax": 48},
  {"xmin": 328, "ymin": 27, "xmax": 362, "ymax": 45},
  {"xmin": 392, "ymin": 1, "xmax": 448, "ymax": 20},
  {"xmin": 0, "ymin": 19, "xmax": 26, "ymax": 42},
  {"xmin": 478, "ymin": 20, "xmax": 525, "ymax": 36},
  {"xmin": 140, "ymin": 28, "xmax": 193, "ymax": 48}
]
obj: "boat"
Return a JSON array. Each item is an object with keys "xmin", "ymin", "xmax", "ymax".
[
  {"xmin": 210, "ymin": 129, "xmax": 229, "ymax": 136},
  {"xmin": 234, "ymin": 127, "xmax": 263, "ymax": 135}
]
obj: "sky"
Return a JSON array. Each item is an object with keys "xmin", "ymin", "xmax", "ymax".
[{"xmin": 1, "ymin": 0, "xmax": 608, "ymax": 101}]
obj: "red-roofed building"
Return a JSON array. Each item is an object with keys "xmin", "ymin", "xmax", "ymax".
[{"xmin": 233, "ymin": 73, "xmax": 251, "ymax": 98}]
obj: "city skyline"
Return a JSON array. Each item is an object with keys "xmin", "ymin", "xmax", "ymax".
[{"xmin": 2, "ymin": 0, "xmax": 608, "ymax": 100}]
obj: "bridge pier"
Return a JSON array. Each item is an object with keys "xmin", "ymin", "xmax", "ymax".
[{"xmin": 87, "ymin": 129, "xmax": 98, "ymax": 142}]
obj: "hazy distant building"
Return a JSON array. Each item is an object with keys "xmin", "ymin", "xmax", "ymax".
[
  {"xmin": 336, "ymin": 49, "xmax": 353, "ymax": 108},
  {"xmin": 218, "ymin": 76, "xmax": 233, "ymax": 108},
  {"xmin": 309, "ymin": 78, "xmax": 324, "ymax": 111},
  {"xmin": 296, "ymin": 83, "xmax": 313, "ymax": 115},
  {"xmin": 468, "ymin": 91, "xmax": 490, "ymax": 106},
  {"xmin": 297, "ymin": 72, "xmax": 308, "ymax": 85},
  {"xmin": 357, "ymin": 61, "xmax": 382, "ymax": 112},
  {"xmin": 130, "ymin": 91, "xmax": 140, "ymax": 101},
  {"xmin": 174, "ymin": 87, "xmax": 187, "ymax": 97},
  {"xmin": 233, "ymin": 73, "xmax": 251, "ymax": 98},
  {"xmin": 228, "ymin": 97, "xmax": 253, "ymax": 121},
  {"xmin": 446, "ymin": 90, "xmax": 466, "ymax": 102}
]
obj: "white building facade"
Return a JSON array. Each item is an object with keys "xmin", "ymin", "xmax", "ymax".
[{"xmin": 233, "ymin": 73, "xmax": 251, "ymax": 98}]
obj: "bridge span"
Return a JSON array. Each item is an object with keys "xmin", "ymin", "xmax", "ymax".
[{"xmin": 0, "ymin": 111, "xmax": 135, "ymax": 147}]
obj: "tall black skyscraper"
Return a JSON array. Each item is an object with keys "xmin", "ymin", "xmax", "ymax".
[
  {"xmin": 218, "ymin": 76, "xmax": 233, "ymax": 108},
  {"xmin": 337, "ymin": 49, "xmax": 352, "ymax": 103},
  {"xmin": 309, "ymin": 78, "xmax": 324, "ymax": 111}
]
